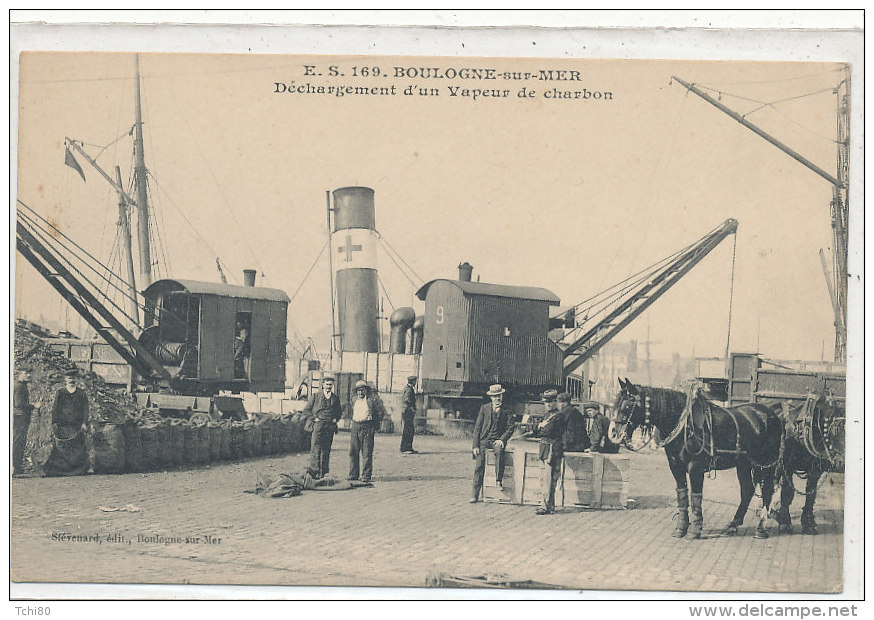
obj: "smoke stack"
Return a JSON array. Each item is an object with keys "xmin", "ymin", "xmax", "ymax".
[
  {"xmin": 389, "ymin": 307, "xmax": 415, "ymax": 354},
  {"xmin": 458, "ymin": 261, "xmax": 473, "ymax": 282},
  {"xmin": 411, "ymin": 314, "xmax": 425, "ymax": 354},
  {"xmin": 243, "ymin": 269, "xmax": 256, "ymax": 287},
  {"xmin": 333, "ymin": 187, "xmax": 379, "ymax": 353}
]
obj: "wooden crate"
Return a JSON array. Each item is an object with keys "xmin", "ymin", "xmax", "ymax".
[
  {"xmin": 483, "ymin": 451, "xmax": 517, "ymax": 503},
  {"xmin": 562, "ymin": 452, "xmax": 630, "ymax": 509},
  {"xmin": 483, "ymin": 440, "xmax": 630, "ymax": 509}
]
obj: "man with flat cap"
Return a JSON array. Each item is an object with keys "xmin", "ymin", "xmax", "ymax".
[
  {"xmin": 400, "ymin": 375, "xmax": 418, "ymax": 454},
  {"xmin": 303, "ymin": 373, "xmax": 343, "ymax": 478},
  {"xmin": 470, "ymin": 383, "xmax": 515, "ymax": 503},
  {"xmin": 536, "ymin": 389, "xmax": 566, "ymax": 515}
]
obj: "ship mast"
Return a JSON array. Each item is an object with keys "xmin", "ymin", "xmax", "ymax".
[{"xmin": 133, "ymin": 54, "xmax": 153, "ymax": 289}]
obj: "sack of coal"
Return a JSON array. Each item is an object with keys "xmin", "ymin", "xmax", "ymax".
[
  {"xmin": 219, "ymin": 420, "xmax": 232, "ymax": 460},
  {"xmin": 230, "ymin": 421, "xmax": 246, "ymax": 459},
  {"xmin": 182, "ymin": 420, "xmax": 200, "ymax": 464},
  {"xmin": 91, "ymin": 422, "xmax": 126, "ymax": 474},
  {"xmin": 194, "ymin": 422, "xmax": 210, "ymax": 464},
  {"xmin": 266, "ymin": 415, "xmax": 283, "ymax": 454},
  {"xmin": 277, "ymin": 413, "xmax": 293, "ymax": 453},
  {"xmin": 122, "ymin": 417, "xmax": 143, "ymax": 473},
  {"xmin": 207, "ymin": 422, "xmax": 222, "ymax": 461},
  {"xmin": 139, "ymin": 419, "xmax": 169, "ymax": 471},
  {"xmin": 168, "ymin": 419, "xmax": 185, "ymax": 467},
  {"xmin": 255, "ymin": 416, "xmax": 271, "ymax": 455},
  {"xmin": 249, "ymin": 420, "xmax": 263, "ymax": 456}
]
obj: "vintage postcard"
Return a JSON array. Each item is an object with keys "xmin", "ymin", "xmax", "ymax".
[{"xmin": 9, "ymin": 16, "xmax": 863, "ymax": 604}]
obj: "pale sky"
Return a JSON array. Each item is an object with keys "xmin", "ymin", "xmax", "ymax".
[{"xmin": 14, "ymin": 52, "xmax": 850, "ymax": 363}]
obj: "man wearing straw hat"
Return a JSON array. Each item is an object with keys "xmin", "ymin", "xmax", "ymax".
[
  {"xmin": 470, "ymin": 383, "xmax": 515, "ymax": 503},
  {"xmin": 348, "ymin": 380, "xmax": 385, "ymax": 483}
]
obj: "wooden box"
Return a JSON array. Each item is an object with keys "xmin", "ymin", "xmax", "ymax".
[{"xmin": 483, "ymin": 441, "xmax": 630, "ymax": 509}]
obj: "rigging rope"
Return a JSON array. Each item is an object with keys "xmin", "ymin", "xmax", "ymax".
[
  {"xmin": 376, "ymin": 236, "xmax": 422, "ymax": 292},
  {"xmin": 288, "ymin": 239, "xmax": 328, "ymax": 304},
  {"xmin": 377, "ymin": 275, "xmax": 395, "ymax": 312},
  {"xmin": 148, "ymin": 173, "xmax": 229, "ymax": 277},
  {"xmin": 375, "ymin": 232, "xmax": 425, "ymax": 286},
  {"xmin": 166, "ymin": 92, "xmax": 270, "ymax": 283},
  {"xmin": 17, "ymin": 200, "xmax": 174, "ymax": 331}
]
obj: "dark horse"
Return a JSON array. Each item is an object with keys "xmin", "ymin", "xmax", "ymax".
[
  {"xmin": 774, "ymin": 389, "xmax": 845, "ymax": 535},
  {"xmin": 613, "ymin": 378, "xmax": 783, "ymax": 539}
]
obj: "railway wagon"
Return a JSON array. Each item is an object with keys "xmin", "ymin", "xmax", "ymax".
[{"xmin": 725, "ymin": 352, "xmax": 846, "ymax": 409}]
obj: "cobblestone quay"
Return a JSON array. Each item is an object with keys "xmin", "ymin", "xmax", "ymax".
[{"xmin": 11, "ymin": 434, "xmax": 843, "ymax": 592}]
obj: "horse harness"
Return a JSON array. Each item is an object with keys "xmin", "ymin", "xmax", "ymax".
[
  {"xmin": 663, "ymin": 391, "xmax": 780, "ymax": 475},
  {"xmin": 785, "ymin": 390, "xmax": 845, "ymax": 474}
]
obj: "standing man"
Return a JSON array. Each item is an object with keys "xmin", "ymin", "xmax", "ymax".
[
  {"xmin": 536, "ymin": 389, "xmax": 566, "ymax": 515},
  {"xmin": 12, "ymin": 370, "xmax": 36, "ymax": 477},
  {"xmin": 400, "ymin": 375, "xmax": 417, "ymax": 454},
  {"xmin": 42, "ymin": 369, "xmax": 90, "ymax": 477},
  {"xmin": 348, "ymin": 380, "xmax": 384, "ymax": 483},
  {"xmin": 558, "ymin": 392, "xmax": 590, "ymax": 452},
  {"xmin": 303, "ymin": 373, "xmax": 342, "ymax": 478},
  {"xmin": 470, "ymin": 383, "xmax": 515, "ymax": 503}
]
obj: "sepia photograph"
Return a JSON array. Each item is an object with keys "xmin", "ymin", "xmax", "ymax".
[{"xmin": 8, "ymin": 12, "xmax": 863, "ymax": 604}]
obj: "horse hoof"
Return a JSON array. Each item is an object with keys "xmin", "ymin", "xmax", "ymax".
[
  {"xmin": 754, "ymin": 528, "xmax": 770, "ymax": 540},
  {"xmin": 672, "ymin": 529, "xmax": 687, "ymax": 538},
  {"xmin": 724, "ymin": 524, "xmax": 739, "ymax": 535},
  {"xmin": 688, "ymin": 526, "xmax": 703, "ymax": 539}
]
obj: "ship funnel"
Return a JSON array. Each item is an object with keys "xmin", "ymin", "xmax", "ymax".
[
  {"xmin": 411, "ymin": 314, "xmax": 425, "ymax": 354},
  {"xmin": 243, "ymin": 269, "xmax": 257, "ymax": 287},
  {"xmin": 389, "ymin": 307, "xmax": 415, "ymax": 354},
  {"xmin": 458, "ymin": 262, "xmax": 473, "ymax": 282}
]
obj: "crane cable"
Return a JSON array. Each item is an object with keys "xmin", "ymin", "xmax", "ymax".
[{"xmin": 724, "ymin": 231, "xmax": 738, "ymax": 359}]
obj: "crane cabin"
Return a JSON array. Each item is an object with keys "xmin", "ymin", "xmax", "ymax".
[{"xmin": 141, "ymin": 278, "xmax": 289, "ymax": 395}]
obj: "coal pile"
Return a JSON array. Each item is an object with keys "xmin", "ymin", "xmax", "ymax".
[{"xmin": 13, "ymin": 326, "xmax": 310, "ymax": 474}]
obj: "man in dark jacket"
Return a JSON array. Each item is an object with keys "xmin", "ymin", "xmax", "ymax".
[
  {"xmin": 303, "ymin": 373, "xmax": 343, "ymax": 478},
  {"xmin": 470, "ymin": 383, "xmax": 514, "ymax": 503},
  {"xmin": 13, "ymin": 370, "xmax": 36, "ymax": 476},
  {"xmin": 558, "ymin": 392, "xmax": 590, "ymax": 452},
  {"xmin": 400, "ymin": 375, "xmax": 417, "ymax": 454},
  {"xmin": 536, "ymin": 389, "xmax": 566, "ymax": 515}
]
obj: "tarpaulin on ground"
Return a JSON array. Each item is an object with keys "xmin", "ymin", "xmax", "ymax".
[{"xmin": 246, "ymin": 471, "xmax": 372, "ymax": 498}]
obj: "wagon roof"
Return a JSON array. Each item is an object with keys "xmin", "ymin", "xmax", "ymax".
[
  {"xmin": 415, "ymin": 279, "xmax": 560, "ymax": 305},
  {"xmin": 144, "ymin": 279, "xmax": 290, "ymax": 303}
]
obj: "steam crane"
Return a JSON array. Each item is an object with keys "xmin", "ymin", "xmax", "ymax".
[
  {"xmin": 672, "ymin": 72, "xmax": 849, "ymax": 363},
  {"xmin": 558, "ymin": 218, "xmax": 739, "ymax": 375},
  {"xmin": 16, "ymin": 54, "xmax": 290, "ymax": 408}
]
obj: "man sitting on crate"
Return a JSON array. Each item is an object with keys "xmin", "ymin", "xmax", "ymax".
[
  {"xmin": 536, "ymin": 389, "xmax": 567, "ymax": 515},
  {"xmin": 470, "ymin": 384, "xmax": 515, "ymax": 503},
  {"xmin": 588, "ymin": 406, "xmax": 620, "ymax": 454}
]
